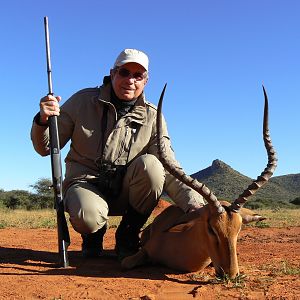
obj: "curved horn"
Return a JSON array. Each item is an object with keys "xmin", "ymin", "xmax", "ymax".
[
  {"xmin": 156, "ymin": 84, "xmax": 225, "ymax": 214},
  {"xmin": 230, "ymin": 86, "xmax": 278, "ymax": 211}
]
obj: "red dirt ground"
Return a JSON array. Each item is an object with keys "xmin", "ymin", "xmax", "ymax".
[{"xmin": 0, "ymin": 201, "xmax": 299, "ymax": 300}]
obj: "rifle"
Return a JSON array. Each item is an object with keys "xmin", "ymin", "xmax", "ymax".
[{"xmin": 44, "ymin": 16, "xmax": 70, "ymax": 267}]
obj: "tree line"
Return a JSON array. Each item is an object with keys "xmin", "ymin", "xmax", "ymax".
[
  {"xmin": 1, "ymin": 178, "xmax": 299, "ymax": 210},
  {"xmin": 0, "ymin": 178, "xmax": 54, "ymax": 210}
]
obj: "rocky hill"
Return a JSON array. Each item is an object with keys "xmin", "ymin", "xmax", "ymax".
[{"xmin": 189, "ymin": 159, "xmax": 299, "ymax": 208}]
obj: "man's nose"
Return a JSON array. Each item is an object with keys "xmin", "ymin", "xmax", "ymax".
[{"xmin": 125, "ymin": 76, "xmax": 136, "ymax": 83}]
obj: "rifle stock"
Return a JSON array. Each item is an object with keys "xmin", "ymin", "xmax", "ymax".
[{"xmin": 44, "ymin": 16, "xmax": 70, "ymax": 267}]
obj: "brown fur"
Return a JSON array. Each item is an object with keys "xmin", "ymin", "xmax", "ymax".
[{"xmin": 122, "ymin": 201, "xmax": 264, "ymax": 278}]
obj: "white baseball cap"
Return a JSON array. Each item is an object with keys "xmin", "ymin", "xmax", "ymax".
[{"xmin": 113, "ymin": 49, "xmax": 149, "ymax": 71}]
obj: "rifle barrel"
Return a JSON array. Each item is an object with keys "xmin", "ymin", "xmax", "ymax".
[
  {"xmin": 43, "ymin": 16, "xmax": 70, "ymax": 268},
  {"xmin": 44, "ymin": 16, "xmax": 53, "ymax": 95}
]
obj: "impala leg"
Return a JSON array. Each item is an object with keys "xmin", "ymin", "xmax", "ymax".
[{"xmin": 121, "ymin": 248, "xmax": 148, "ymax": 270}]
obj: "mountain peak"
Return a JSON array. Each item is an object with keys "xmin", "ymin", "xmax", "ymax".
[
  {"xmin": 190, "ymin": 159, "xmax": 245, "ymax": 182},
  {"xmin": 211, "ymin": 159, "xmax": 232, "ymax": 171},
  {"xmin": 191, "ymin": 159, "xmax": 234, "ymax": 178}
]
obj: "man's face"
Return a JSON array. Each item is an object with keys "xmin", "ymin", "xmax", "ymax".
[{"xmin": 110, "ymin": 62, "xmax": 148, "ymax": 101}]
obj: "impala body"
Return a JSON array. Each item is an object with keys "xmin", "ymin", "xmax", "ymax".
[
  {"xmin": 123, "ymin": 200, "xmax": 266, "ymax": 277},
  {"xmin": 121, "ymin": 86, "xmax": 277, "ymax": 278}
]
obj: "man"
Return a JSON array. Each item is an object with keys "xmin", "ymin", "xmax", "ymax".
[{"xmin": 31, "ymin": 48, "xmax": 204, "ymax": 261}]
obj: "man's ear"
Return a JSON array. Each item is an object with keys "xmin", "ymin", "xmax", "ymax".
[
  {"xmin": 144, "ymin": 76, "xmax": 149, "ymax": 85},
  {"xmin": 110, "ymin": 68, "xmax": 114, "ymax": 78}
]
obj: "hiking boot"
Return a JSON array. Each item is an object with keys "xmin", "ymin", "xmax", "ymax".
[
  {"xmin": 81, "ymin": 224, "xmax": 107, "ymax": 258},
  {"xmin": 115, "ymin": 224, "xmax": 141, "ymax": 261},
  {"xmin": 115, "ymin": 206, "xmax": 149, "ymax": 261}
]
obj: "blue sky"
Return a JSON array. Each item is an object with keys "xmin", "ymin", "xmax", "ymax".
[{"xmin": 0, "ymin": 0, "xmax": 299, "ymax": 191}]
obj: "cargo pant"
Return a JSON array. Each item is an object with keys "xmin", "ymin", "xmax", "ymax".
[{"xmin": 63, "ymin": 154, "xmax": 165, "ymax": 234}]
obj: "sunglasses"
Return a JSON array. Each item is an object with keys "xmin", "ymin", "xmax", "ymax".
[{"xmin": 116, "ymin": 67, "xmax": 147, "ymax": 81}]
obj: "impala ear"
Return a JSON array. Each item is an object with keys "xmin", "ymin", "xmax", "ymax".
[
  {"xmin": 242, "ymin": 214, "xmax": 266, "ymax": 224},
  {"xmin": 238, "ymin": 206, "xmax": 267, "ymax": 224}
]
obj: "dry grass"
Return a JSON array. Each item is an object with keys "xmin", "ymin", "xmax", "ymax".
[
  {"xmin": 260, "ymin": 260, "xmax": 300, "ymax": 276},
  {"xmin": 247, "ymin": 208, "xmax": 300, "ymax": 228},
  {"xmin": 0, "ymin": 209, "xmax": 57, "ymax": 229},
  {"xmin": 0, "ymin": 208, "xmax": 299, "ymax": 229}
]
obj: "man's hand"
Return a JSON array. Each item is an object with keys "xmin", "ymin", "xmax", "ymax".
[{"xmin": 39, "ymin": 95, "xmax": 61, "ymax": 125}]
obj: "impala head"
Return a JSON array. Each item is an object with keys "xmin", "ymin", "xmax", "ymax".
[{"xmin": 156, "ymin": 84, "xmax": 277, "ymax": 278}]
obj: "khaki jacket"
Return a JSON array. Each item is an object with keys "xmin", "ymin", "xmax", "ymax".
[{"xmin": 31, "ymin": 81, "xmax": 203, "ymax": 212}]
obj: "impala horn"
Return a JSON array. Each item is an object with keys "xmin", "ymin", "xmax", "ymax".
[
  {"xmin": 156, "ymin": 84, "xmax": 225, "ymax": 214},
  {"xmin": 230, "ymin": 86, "xmax": 278, "ymax": 212}
]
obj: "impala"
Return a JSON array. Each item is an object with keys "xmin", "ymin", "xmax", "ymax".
[{"xmin": 122, "ymin": 86, "xmax": 277, "ymax": 278}]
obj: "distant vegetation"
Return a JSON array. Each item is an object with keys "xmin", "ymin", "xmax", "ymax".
[
  {"xmin": 1, "ymin": 160, "xmax": 299, "ymax": 211},
  {"xmin": 0, "ymin": 178, "xmax": 53, "ymax": 210},
  {"xmin": 0, "ymin": 163, "xmax": 299, "ymax": 229}
]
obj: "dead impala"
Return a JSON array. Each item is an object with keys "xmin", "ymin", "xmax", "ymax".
[{"xmin": 121, "ymin": 85, "xmax": 277, "ymax": 279}]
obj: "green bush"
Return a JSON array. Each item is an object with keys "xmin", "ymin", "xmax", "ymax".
[
  {"xmin": 0, "ymin": 178, "xmax": 54, "ymax": 210},
  {"xmin": 245, "ymin": 198, "xmax": 296, "ymax": 210},
  {"xmin": 290, "ymin": 197, "xmax": 300, "ymax": 206}
]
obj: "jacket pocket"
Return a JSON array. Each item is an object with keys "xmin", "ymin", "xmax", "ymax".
[
  {"xmin": 117, "ymin": 126, "xmax": 130, "ymax": 158},
  {"xmin": 116, "ymin": 125, "xmax": 138, "ymax": 164}
]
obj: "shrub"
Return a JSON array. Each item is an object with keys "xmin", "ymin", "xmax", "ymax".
[
  {"xmin": 290, "ymin": 197, "xmax": 300, "ymax": 206},
  {"xmin": 245, "ymin": 198, "xmax": 295, "ymax": 210}
]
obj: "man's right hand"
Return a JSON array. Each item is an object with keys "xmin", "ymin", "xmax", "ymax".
[{"xmin": 39, "ymin": 94, "xmax": 61, "ymax": 125}]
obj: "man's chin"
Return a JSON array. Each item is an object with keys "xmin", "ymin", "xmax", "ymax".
[{"xmin": 119, "ymin": 94, "xmax": 135, "ymax": 101}]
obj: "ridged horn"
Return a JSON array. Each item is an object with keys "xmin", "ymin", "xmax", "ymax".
[
  {"xmin": 156, "ymin": 84, "xmax": 225, "ymax": 214},
  {"xmin": 230, "ymin": 86, "xmax": 278, "ymax": 212}
]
